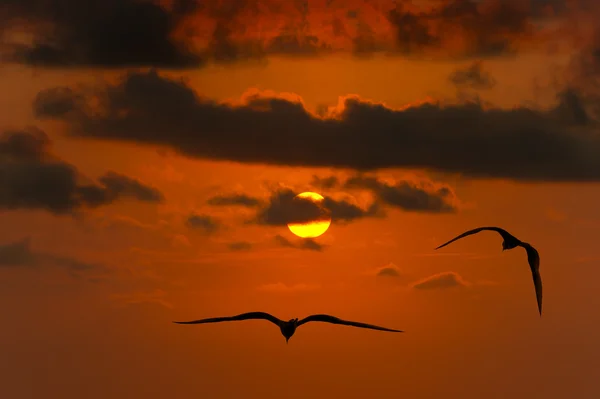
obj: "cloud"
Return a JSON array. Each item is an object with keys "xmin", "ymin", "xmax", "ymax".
[
  {"xmin": 97, "ymin": 172, "xmax": 164, "ymax": 202},
  {"xmin": 0, "ymin": 0, "xmax": 335, "ymax": 68},
  {"xmin": 344, "ymin": 175, "xmax": 457, "ymax": 213},
  {"xmin": 560, "ymin": 25, "xmax": 600, "ymax": 124},
  {"xmin": 448, "ymin": 61, "xmax": 497, "ymax": 90},
  {"xmin": 376, "ymin": 264, "xmax": 402, "ymax": 278},
  {"xmin": 0, "ymin": 127, "xmax": 164, "ymax": 214},
  {"xmin": 0, "ymin": 237, "xmax": 36, "ymax": 267},
  {"xmin": 34, "ymin": 69, "xmax": 600, "ymax": 182},
  {"xmin": 310, "ymin": 175, "xmax": 340, "ymax": 190},
  {"xmin": 199, "ymin": 176, "xmax": 454, "ymax": 232},
  {"xmin": 411, "ymin": 272, "xmax": 470, "ymax": 290},
  {"xmin": 299, "ymin": 239, "xmax": 324, "ymax": 252},
  {"xmin": 186, "ymin": 213, "xmax": 219, "ymax": 234},
  {"xmin": 227, "ymin": 241, "xmax": 253, "ymax": 251},
  {"xmin": 257, "ymin": 282, "xmax": 320, "ymax": 293},
  {"xmin": 266, "ymin": 33, "xmax": 332, "ymax": 57},
  {"xmin": 0, "ymin": 237, "xmax": 105, "ymax": 277},
  {"xmin": 207, "ymin": 193, "xmax": 261, "ymax": 207},
  {"xmin": 255, "ymin": 188, "xmax": 378, "ymax": 226},
  {"xmin": 1, "ymin": 0, "xmax": 204, "ymax": 68},
  {"xmin": 0, "ymin": 125, "xmax": 51, "ymax": 159},
  {"xmin": 386, "ymin": 1, "xmax": 537, "ymax": 58},
  {"xmin": 274, "ymin": 234, "xmax": 324, "ymax": 252},
  {"xmin": 260, "ymin": 174, "xmax": 456, "ymax": 221},
  {"xmin": 31, "ymin": 87, "xmax": 85, "ymax": 118},
  {"xmin": 0, "ymin": 0, "xmax": 571, "ymax": 68},
  {"xmin": 255, "ymin": 189, "xmax": 329, "ymax": 225}
]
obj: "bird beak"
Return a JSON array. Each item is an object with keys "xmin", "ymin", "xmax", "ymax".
[{"xmin": 285, "ymin": 338, "xmax": 289, "ymax": 344}]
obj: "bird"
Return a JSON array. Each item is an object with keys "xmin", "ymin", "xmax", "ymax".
[
  {"xmin": 173, "ymin": 312, "xmax": 403, "ymax": 343},
  {"xmin": 434, "ymin": 226, "xmax": 543, "ymax": 316}
]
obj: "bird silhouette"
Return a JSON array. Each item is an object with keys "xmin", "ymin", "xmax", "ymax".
[
  {"xmin": 435, "ymin": 226, "xmax": 543, "ymax": 316},
  {"xmin": 173, "ymin": 312, "xmax": 403, "ymax": 343}
]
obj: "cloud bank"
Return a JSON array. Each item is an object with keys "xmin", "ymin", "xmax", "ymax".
[
  {"xmin": 0, "ymin": 127, "xmax": 164, "ymax": 214},
  {"xmin": 0, "ymin": 0, "xmax": 581, "ymax": 68},
  {"xmin": 33, "ymin": 69, "xmax": 600, "ymax": 182}
]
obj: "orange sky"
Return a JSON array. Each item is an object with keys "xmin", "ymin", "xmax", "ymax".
[{"xmin": 1, "ymin": 1, "xmax": 600, "ymax": 398}]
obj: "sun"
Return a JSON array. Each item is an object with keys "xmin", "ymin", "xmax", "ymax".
[{"xmin": 287, "ymin": 192, "xmax": 332, "ymax": 238}]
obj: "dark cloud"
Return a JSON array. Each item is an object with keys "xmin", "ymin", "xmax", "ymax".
[
  {"xmin": 274, "ymin": 234, "xmax": 294, "ymax": 248},
  {"xmin": 256, "ymin": 189, "xmax": 331, "ymax": 226},
  {"xmin": 0, "ymin": 237, "xmax": 36, "ymax": 267},
  {"xmin": 385, "ymin": 0, "xmax": 536, "ymax": 58},
  {"xmin": 449, "ymin": 61, "xmax": 497, "ymax": 89},
  {"xmin": 561, "ymin": 28, "xmax": 600, "ymax": 124},
  {"xmin": 377, "ymin": 265, "xmax": 401, "ymax": 277},
  {"xmin": 0, "ymin": 0, "xmax": 332, "ymax": 68},
  {"xmin": 553, "ymin": 88, "xmax": 592, "ymax": 126},
  {"xmin": 324, "ymin": 196, "xmax": 381, "ymax": 222},
  {"xmin": 266, "ymin": 33, "xmax": 330, "ymax": 57},
  {"xmin": 386, "ymin": 6, "xmax": 440, "ymax": 55},
  {"xmin": 98, "ymin": 172, "xmax": 164, "ymax": 202},
  {"xmin": 204, "ymin": 175, "xmax": 452, "ymax": 229},
  {"xmin": 412, "ymin": 272, "xmax": 469, "ymax": 290},
  {"xmin": 378, "ymin": 267, "xmax": 400, "ymax": 277},
  {"xmin": 352, "ymin": 22, "xmax": 382, "ymax": 56},
  {"xmin": 310, "ymin": 175, "xmax": 340, "ymax": 190},
  {"xmin": 32, "ymin": 87, "xmax": 84, "ymax": 119},
  {"xmin": 0, "ymin": 126, "xmax": 51, "ymax": 160},
  {"xmin": 203, "ymin": 3, "xmax": 265, "ymax": 64},
  {"xmin": 344, "ymin": 175, "xmax": 456, "ymax": 213},
  {"xmin": 274, "ymin": 234, "xmax": 324, "ymax": 252},
  {"xmin": 186, "ymin": 213, "xmax": 219, "ymax": 233},
  {"xmin": 0, "ymin": 237, "xmax": 104, "ymax": 276},
  {"xmin": 34, "ymin": 70, "xmax": 600, "ymax": 182},
  {"xmin": 0, "ymin": 128, "xmax": 164, "ymax": 214},
  {"xmin": 227, "ymin": 241, "xmax": 253, "ymax": 251},
  {"xmin": 207, "ymin": 193, "xmax": 261, "ymax": 207},
  {"xmin": 1, "ymin": 0, "xmax": 204, "ymax": 68},
  {"xmin": 0, "ymin": 0, "xmax": 570, "ymax": 68},
  {"xmin": 255, "ymin": 188, "xmax": 378, "ymax": 226}
]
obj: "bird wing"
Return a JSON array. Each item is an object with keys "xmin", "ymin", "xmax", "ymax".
[
  {"xmin": 297, "ymin": 314, "xmax": 403, "ymax": 332},
  {"xmin": 434, "ymin": 226, "xmax": 513, "ymax": 250},
  {"xmin": 521, "ymin": 243, "xmax": 543, "ymax": 316},
  {"xmin": 173, "ymin": 312, "xmax": 282, "ymax": 327}
]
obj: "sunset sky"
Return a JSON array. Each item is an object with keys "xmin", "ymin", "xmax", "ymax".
[{"xmin": 1, "ymin": 0, "xmax": 600, "ymax": 398}]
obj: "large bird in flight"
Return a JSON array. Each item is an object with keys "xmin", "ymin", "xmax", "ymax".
[
  {"xmin": 435, "ymin": 226, "xmax": 543, "ymax": 316},
  {"xmin": 174, "ymin": 312, "xmax": 403, "ymax": 343}
]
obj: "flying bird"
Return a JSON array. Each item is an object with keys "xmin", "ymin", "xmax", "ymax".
[
  {"xmin": 173, "ymin": 312, "xmax": 403, "ymax": 343},
  {"xmin": 435, "ymin": 226, "xmax": 543, "ymax": 316}
]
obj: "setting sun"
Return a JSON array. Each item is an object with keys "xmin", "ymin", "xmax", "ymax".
[{"xmin": 287, "ymin": 192, "xmax": 331, "ymax": 238}]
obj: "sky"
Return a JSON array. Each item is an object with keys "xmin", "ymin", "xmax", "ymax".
[{"xmin": 1, "ymin": 0, "xmax": 600, "ymax": 398}]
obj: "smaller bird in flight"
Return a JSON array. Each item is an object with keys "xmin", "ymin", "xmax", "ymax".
[
  {"xmin": 173, "ymin": 312, "xmax": 403, "ymax": 343},
  {"xmin": 435, "ymin": 226, "xmax": 543, "ymax": 316}
]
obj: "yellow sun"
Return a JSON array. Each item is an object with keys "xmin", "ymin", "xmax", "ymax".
[{"xmin": 287, "ymin": 192, "xmax": 331, "ymax": 238}]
